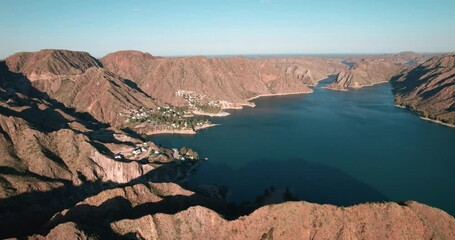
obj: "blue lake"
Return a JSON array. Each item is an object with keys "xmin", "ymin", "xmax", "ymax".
[{"xmin": 152, "ymin": 78, "xmax": 455, "ymax": 215}]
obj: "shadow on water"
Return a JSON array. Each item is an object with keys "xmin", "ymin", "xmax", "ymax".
[{"xmin": 188, "ymin": 158, "xmax": 388, "ymax": 206}]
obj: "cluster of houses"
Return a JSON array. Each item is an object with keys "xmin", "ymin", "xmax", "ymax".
[
  {"xmin": 176, "ymin": 90, "xmax": 203, "ymax": 109},
  {"xmin": 119, "ymin": 108, "xmax": 156, "ymax": 123},
  {"xmin": 117, "ymin": 91, "xmax": 220, "ymax": 131},
  {"xmin": 176, "ymin": 90, "xmax": 222, "ymax": 114},
  {"xmin": 114, "ymin": 142, "xmax": 155, "ymax": 160},
  {"xmin": 124, "ymin": 105, "xmax": 212, "ymax": 130}
]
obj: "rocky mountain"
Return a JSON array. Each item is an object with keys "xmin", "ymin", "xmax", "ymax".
[
  {"xmin": 28, "ymin": 181, "xmax": 455, "ymax": 239},
  {"xmin": 4, "ymin": 49, "xmax": 102, "ymax": 81},
  {"xmin": 345, "ymin": 51, "xmax": 430, "ymax": 65},
  {"xmin": 255, "ymin": 57, "xmax": 349, "ymax": 86},
  {"xmin": 325, "ymin": 58, "xmax": 403, "ymax": 90},
  {"xmin": 101, "ymin": 51, "xmax": 312, "ymax": 109},
  {"xmin": 3, "ymin": 50, "xmax": 157, "ymax": 127},
  {"xmin": 325, "ymin": 52, "xmax": 431, "ymax": 90},
  {"xmin": 391, "ymin": 54, "xmax": 455, "ymax": 125},
  {"xmin": 0, "ymin": 69, "xmax": 198, "ymax": 237}
]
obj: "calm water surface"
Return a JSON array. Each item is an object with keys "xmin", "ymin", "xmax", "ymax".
[{"xmin": 152, "ymin": 78, "xmax": 455, "ymax": 215}]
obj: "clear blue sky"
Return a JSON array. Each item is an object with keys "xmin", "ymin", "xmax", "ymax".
[{"xmin": 1, "ymin": 0, "xmax": 454, "ymax": 58}]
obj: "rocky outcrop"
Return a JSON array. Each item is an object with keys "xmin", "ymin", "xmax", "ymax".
[
  {"xmin": 256, "ymin": 57, "xmax": 349, "ymax": 86},
  {"xmin": 391, "ymin": 54, "xmax": 455, "ymax": 125},
  {"xmin": 101, "ymin": 51, "xmax": 312, "ymax": 108},
  {"xmin": 32, "ymin": 222, "xmax": 90, "ymax": 240},
  {"xmin": 3, "ymin": 50, "xmax": 157, "ymax": 127},
  {"xmin": 325, "ymin": 58, "xmax": 403, "ymax": 90}
]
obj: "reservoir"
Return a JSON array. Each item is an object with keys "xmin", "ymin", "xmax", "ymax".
[{"xmin": 152, "ymin": 77, "xmax": 455, "ymax": 215}]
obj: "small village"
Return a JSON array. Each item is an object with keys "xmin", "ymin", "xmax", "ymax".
[
  {"xmin": 120, "ymin": 104, "xmax": 213, "ymax": 130},
  {"xmin": 176, "ymin": 90, "xmax": 222, "ymax": 114}
]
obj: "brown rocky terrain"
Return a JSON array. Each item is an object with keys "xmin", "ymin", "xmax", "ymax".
[
  {"xmin": 325, "ymin": 52, "xmax": 431, "ymax": 90},
  {"xmin": 325, "ymin": 58, "xmax": 403, "ymax": 90},
  {"xmin": 5, "ymin": 49, "xmax": 102, "ymax": 81},
  {"xmin": 391, "ymin": 54, "xmax": 455, "ymax": 125},
  {"xmin": 345, "ymin": 51, "xmax": 430, "ymax": 65},
  {"xmin": 101, "ymin": 51, "xmax": 312, "ymax": 109},
  {"xmin": 28, "ymin": 181, "xmax": 455, "ymax": 239},
  {"xmin": 255, "ymin": 57, "xmax": 349, "ymax": 86},
  {"xmin": 0, "ymin": 66, "xmax": 199, "ymax": 237},
  {"xmin": 108, "ymin": 201, "xmax": 455, "ymax": 240},
  {"xmin": 3, "ymin": 50, "xmax": 157, "ymax": 127}
]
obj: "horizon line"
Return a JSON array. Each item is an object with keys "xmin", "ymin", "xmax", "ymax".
[{"xmin": 1, "ymin": 48, "xmax": 453, "ymax": 60}]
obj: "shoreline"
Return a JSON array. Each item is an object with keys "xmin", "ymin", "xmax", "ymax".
[
  {"xmin": 147, "ymin": 124, "xmax": 220, "ymax": 135},
  {"xmin": 221, "ymin": 102, "xmax": 256, "ymax": 110},
  {"xmin": 394, "ymin": 104, "xmax": 454, "ymax": 128},
  {"xmin": 246, "ymin": 91, "xmax": 313, "ymax": 102},
  {"xmin": 194, "ymin": 91, "xmax": 311, "ymax": 116},
  {"xmin": 193, "ymin": 110, "xmax": 230, "ymax": 117},
  {"xmin": 420, "ymin": 117, "xmax": 455, "ymax": 128},
  {"xmin": 194, "ymin": 123, "xmax": 220, "ymax": 131},
  {"xmin": 324, "ymin": 81, "xmax": 389, "ymax": 91},
  {"xmin": 323, "ymin": 85, "xmax": 349, "ymax": 91},
  {"xmin": 351, "ymin": 81, "xmax": 389, "ymax": 89}
]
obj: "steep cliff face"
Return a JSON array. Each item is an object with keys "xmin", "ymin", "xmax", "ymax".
[
  {"xmin": 3, "ymin": 50, "xmax": 157, "ymax": 127},
  {"xmin": 256, "ymin": 57, "xmax": 349, "ymax": 86},
  {"xmin": 325, "ymin": 58, "xmax": 403, "ymax": 90},
  {"xmin": 391, "ymin": 54, "xmax": 455, "ymax": 124},
  {"xmin": 101, "ymin": 51, "xmax": 312, "ymax": 108}
]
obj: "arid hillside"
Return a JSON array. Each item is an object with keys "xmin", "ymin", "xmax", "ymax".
[
  {"xmin": 391, "ymin": 54, "xmax": 455, "ymax": 124},
  {"xmin": 325, "ymin": 58, "xmax": 403, "ymax": 90},
  {"xmin": 101, "ymin": 51, "xmax": 313, "ymax": 109},
  {"xmin": 255, "ymin": 57, "xmax": 348, "ymax": 86},
  {"xmin": 3, "ymin": 50, "xmax": 157, "ymax": 127},
  {"xmin": 29, "ymin": 181, "xmax": 455, "ymax": 240},
  {"xmin": 325, "ymin": 52, "xmax": 430, "ymax": 90}
]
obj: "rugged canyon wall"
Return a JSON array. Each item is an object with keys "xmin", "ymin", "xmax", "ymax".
[
  {"xmin": 101, "ymin": 51, "xmax": 312, "ymax": 108},
  {"xmin": 325, "ymin": 58, "xmax": 403, "ymax": 90},
  {"xmin": 255, "ymin": 57, "xmax": 349, "ymax": 86},
  {"xmin": 325, "ymin": 52, "xmax": 430, "ymax": 90},
  {"xmin": 391, "ymin": 54, "xmax": 455, "ymax": 124}
]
